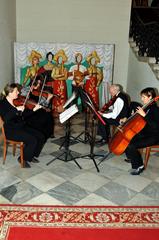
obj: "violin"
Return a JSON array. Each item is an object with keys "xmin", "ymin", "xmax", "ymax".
[
  {"xmin": 31, "ymin": 90, "xmax": 60, "ymax": 99},
  {"xmin": 100, "ymin": 95, "xmax": 117, "ymax": 113},
  {"xmin": 13, "ymin": 95, "xmax": 51, "ymax": 112}
]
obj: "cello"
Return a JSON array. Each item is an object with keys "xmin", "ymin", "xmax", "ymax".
[{"xmin": 109, "ymin": 96, "xmax": 159, "ymax": 155}]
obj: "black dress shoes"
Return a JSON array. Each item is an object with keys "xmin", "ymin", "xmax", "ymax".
[
  {"xmin": 96, "ymin": 138, "xmax": 108, "ymax": 145},
  {"xmin": 31, "ymin": 157, "xmax": 39, "ymax": 163},
  {"xmin": 124, "ymin": 159, "xmax": 131, "ymax": 163},
  {"xmin": 17, "ymin": 157, "xmax": 31, "ymax": 168},
  {"xmin": 130, "ymin": 165, "xmax": 145, "ymax": 175}
]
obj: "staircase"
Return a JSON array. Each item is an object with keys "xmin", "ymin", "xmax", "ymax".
[{"xmin": 129, "ymin": 7, "xmax": 159, "ymax": 80}]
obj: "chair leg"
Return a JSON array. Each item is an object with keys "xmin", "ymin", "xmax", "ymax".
[
  {"xmin": 144, "ymin": 147, "xmax": 150, "ymax": 169},
  {"xmin": 3, "ymin": 142, "xmax": 7, "ymax": 164},
  {"xmin": 13, "ymin": 144, "xmax": 17, "ymax": 156},
  {"xmin": 20, "ymin": 145, "xmax": 24, "ymax": 168}
]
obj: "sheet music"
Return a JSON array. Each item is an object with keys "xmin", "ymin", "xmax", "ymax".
[
  {"xmin": 63, "ymin": 91, "xmax": 76, "ymax": 108},
  {"xmin": 59, "ymin": 104, "xmax": 79, "ymax": 123}
]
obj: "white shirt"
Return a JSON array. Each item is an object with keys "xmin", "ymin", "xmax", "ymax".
[{"xmin": 102, "ymin": 97, "xmax": 124, "ymax": 119}]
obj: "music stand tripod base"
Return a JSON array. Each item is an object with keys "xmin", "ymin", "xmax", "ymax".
[
  {"xmin": 46, "ymin": 149, "xmax": 82, "ymax": 169},
  {"xmin": 46, "ymin": 118, "xmax": 82, "ymax": 169}
]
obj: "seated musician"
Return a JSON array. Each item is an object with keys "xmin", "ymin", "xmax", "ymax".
[
  {"xmin": 125, "ymin": 87, "xmax": 159, "ymax": 175},
  {"xmin": 19, "ymin": 80, "xmax": 54, "ymax": 140},
  {"xmin": 0, "ymin": 83, "xmax": 46, "ymax": 168},
  {"xmin": 97, "ymin": 84, "xmax": 129, "ymax": 144}
]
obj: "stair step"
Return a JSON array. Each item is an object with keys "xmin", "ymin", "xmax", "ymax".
[
  {"xmin": 151, "ymin": 64, "xmax": 159, "ymax": 70},
  {"xmin": 148, "ymin": 57, "xmax": 156, "ymax": 64},
  {"xmin": 129, "ymin": 42, "xmax": 136, "ymax": 47}
]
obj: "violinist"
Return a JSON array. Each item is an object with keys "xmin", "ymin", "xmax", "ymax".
[
  {"xmin": 0, "ymin": 83, "xmax": 46, "ymax": 168},
  {"xmin": 125, "ymin": 87, "xmax": 159, "ymax": 175},
  {"xmin": 19, "ymin": 80, "xmax": 54, "ymax": 140},
  {"xmin": 97, "ymin": 84, "xmax": 129, "ymax": 144}
]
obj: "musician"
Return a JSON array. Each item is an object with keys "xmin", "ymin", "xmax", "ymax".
[
  {"xmin": 0, "ymin": 83, "xmax": 46, "ymax": 168},
  {"xmin": 97, "ymin": 84, "xmax": 129, "ymax": 144},
  {"xmin": 125, "ymin": 87, "xmax": 159, "ymax": 175},
  {"xmin": 18, "ymin": 82, "xmax": 54, "ymax": 139}
]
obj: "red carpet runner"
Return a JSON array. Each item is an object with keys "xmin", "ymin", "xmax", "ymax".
[{"xmin": 0, "ymin": 205, "xmax": 159, "ymax": 240}]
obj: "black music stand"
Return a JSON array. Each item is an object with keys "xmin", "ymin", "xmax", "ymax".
[
  {"xmin": 76, "ymin": 90, "xmax": 109, "ymax": 172},
  {"xmin": 46, "ymin": 111, "xmax": 82, "ymax": 169},
  {"xmin": 71, "ymin": 107, "xmax": 91, "ymax": 143}
]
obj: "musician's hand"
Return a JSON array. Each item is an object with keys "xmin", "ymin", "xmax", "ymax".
[
  {"xmin": 98, "ymin": 111, "xmax": 103, "ymax": 116},
  {"xmin": 17, "ymin": 105, "xmax": 25, "ymax": 112},
  {"xmin": 119, "ymin": 117, "xmax": 127, "ymax": 125},
  {"xmin": 57, "ymin": 105, "xmax": 64, "ymax": 113},
  {"xmin": 33, "ymin": 104, "xmax": 42, "ymax": 112},
  {"xmin": 136, "ymin": 106, "xmax": 146, "ymax": 117}
]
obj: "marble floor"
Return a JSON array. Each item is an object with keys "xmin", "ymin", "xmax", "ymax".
[{"xmin": 0, "ymin": 113, "xmax": 159, "ymax": 206}]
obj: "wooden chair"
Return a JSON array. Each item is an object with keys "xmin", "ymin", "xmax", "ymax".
[
  {"xmin": 0, "ymin": 117, "xmax": 24, "ymax": 167},
  {"xmin": 144, "ymin": 145, "xmax": 159, "ymax": 169}
]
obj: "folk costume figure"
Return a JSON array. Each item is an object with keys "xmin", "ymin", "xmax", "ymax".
[
  {"xmin": 69, "ymin": 53, "xmax": 87, "ymax": 106},
  {"xmin": 85, "ymin": 51, "xmax": 103, "ymax": 109},
  {"xmin": 38, "ymin": 52, "xmax": 55, "ymax": 91},
  {"xmin": 69, "ymin": 53, "xmax": 87, "ymax": 88},
  {"xmin": 23, "ymin": 50, "xmax": 42, "ymax": 86},
  {"xmin": 51, "ymin": 49, "xmax": 68, "ymax": 112}
]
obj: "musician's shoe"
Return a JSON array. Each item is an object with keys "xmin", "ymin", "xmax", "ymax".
[
  {"xmin": 96, "ymin": 138, "xmax": 108, "ymax": 145},
  {"xmin": 130, "ymin": 165, "xmax": 145, "ymax": 175},
  {"xmin": 31, "ymin": 157, "xmax": 39, "ymax": 163},
  {"xmin": 17, "ymin": 157, "xmax": 31, "ymax": 168},
  {"xmin": 124, "ymin": 158, "xmax": 131, "ymax": 163}
]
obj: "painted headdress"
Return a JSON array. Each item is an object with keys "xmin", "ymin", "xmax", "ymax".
[
  {"xmin": 28, "ymin": 50, "xmax": 42, "ymax": 63},
  {"xmin": 54, "ymin": 49, "xmax": 68, "ymax": 63},
  {"xmin": 86, "ymin": 51, "xmax": 100, "ymax": 64}
]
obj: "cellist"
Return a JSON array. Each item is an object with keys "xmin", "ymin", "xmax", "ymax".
[
  {"xmin": 125, "ymin": 87, "xmax": 159, "ymax": 175},
  {"xmin": 97, "ymin": 84, "xmax": 129, "ymax": 144}
]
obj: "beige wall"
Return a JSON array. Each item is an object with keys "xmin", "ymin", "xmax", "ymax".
[
  {"xmin": 16, "ymin": 0, "xmax": 132, "ymax": 90},
  {"xmin": 0, "ymin": 0, "xmax": 16, "ymax": 90},
  {"xmin": 127, "ymin": 48, "xmax": 159, "ymax": 102}
]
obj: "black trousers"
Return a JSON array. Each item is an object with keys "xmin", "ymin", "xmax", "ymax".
[
  {"xmin": 97, "ymin": 117, "xmax": 119, "ymax": 141},
  {"xmin": 5, "ymin": 126, "xmax": 46, "ymax": 162},
  {"xmin": 27, "ymin": 109, "xmax": 54, "ymax": 140},
  {"xmin": 125, "ymin": 132, "xmax": 159, "ymax": 169}
]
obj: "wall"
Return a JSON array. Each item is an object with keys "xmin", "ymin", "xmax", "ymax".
[
  {"xmin": 0, "ymin": 0, "xmax": 16, "ymax": 90},
  {"xmin": 127, "ymin": 48, "xmax": 159, "ymax": 102},
  {"xmin": 16, "ymin": 0, "xmax": 132, "ymax": 90}
]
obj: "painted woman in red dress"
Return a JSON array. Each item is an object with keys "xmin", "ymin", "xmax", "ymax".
[
  {"xmin": 85, "ymin": 51, "xmax": 103, "ymax": 109},
  {"xmin": 51, "ymin": 49, "xmax": 68, "ymax": 112}
]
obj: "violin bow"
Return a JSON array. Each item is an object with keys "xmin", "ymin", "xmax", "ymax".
[
  {"xmin": 38, "ymin": 75, "xmax": 47, "ymax": 104},
  {"xmin": 23, "ymin": 73, "xmax": 37, "ymax": 107}
]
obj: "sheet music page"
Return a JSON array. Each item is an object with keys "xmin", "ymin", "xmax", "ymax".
[{"xmin": 59, "ymin": 104, "xmax": 79, "ymax": 123}]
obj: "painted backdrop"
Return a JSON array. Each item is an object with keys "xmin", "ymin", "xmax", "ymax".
[{"xmin": 14, "ymin": 42, "xmax": 114, "ymax": 107}]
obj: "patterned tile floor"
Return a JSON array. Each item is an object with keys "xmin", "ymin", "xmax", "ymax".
[{"xmin": 0, "ymin": 113, "xmax": 159, "ymax": 206}]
